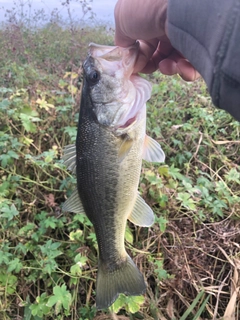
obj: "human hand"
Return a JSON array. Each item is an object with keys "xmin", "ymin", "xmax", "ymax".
[{"xmin": 114, "ymin": 0, "xmax": 200, "ymax": 81}]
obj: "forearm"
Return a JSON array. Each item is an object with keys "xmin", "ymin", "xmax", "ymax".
[{"xmin": 167, "ymin": 0, "xmax": 240, "ymax": 121}]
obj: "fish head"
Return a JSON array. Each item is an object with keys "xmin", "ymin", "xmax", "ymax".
[{"xmin": 82, "ymin": 43, "xmax": 152, "ymax": 135}]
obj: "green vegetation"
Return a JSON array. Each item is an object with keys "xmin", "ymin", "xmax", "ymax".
[{"xmin": 0, "ymin": 2, "xmax": 239, "ymax": 320}]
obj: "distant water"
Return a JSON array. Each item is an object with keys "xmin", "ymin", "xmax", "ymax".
[{"xmin": 0, "ymin": 0, "xmax": 117, "ymax": 26}]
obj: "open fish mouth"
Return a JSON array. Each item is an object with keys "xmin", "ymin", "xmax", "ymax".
[
  {"xmin": 114, "ymin": 74, "xmax": 152, "ymax": 132},
  {"xmin": 82, "ymin": 42, "xmax": 147, "ymax": 131},
  {"xmin": 89, "ymin": 42, "xmax": 139, "ymax": 69},
  {"xmin": 119, "ymin": 116, "xmax": 137, "ymax": 128}
]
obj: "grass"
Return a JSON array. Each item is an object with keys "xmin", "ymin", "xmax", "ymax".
[{"xmin": 0, "ymin": 2, "xmax": 239, "ymax": 320}]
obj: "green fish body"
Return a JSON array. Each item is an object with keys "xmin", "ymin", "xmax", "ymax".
[{"xmin": 63, "ymin": 44, "xmax": 165, "ymax": 309}]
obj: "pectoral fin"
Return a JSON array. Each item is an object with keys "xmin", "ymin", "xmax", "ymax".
[
  {"xmin": 62, "ymin": 144, "xmax": 77, "ymax": 174},
  {"xmin": 62, "ymin": 189, "xmax": 85, "ymax": 214},
  {"xmin": 142, "ymin": 135, "xmax": 165, "ymax": 163},
  {"xmin": 128, "ymin": 193, "xmax": 154, "ymax": 227},
  {"xmin": 118, "ymin": 135, "xmax": 133, "ymax": 162}
]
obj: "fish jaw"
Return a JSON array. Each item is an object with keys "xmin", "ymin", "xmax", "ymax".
[
  {"xmin": 88, "ymin": 42, "xmax": 138, "ymax": 78},
  {"xmin": 82, "ymin": 44, "xmax": 152, "ymax": 133}
]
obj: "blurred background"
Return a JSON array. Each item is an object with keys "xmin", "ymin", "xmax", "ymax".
[{"xmin": 0, "ymin": 0, "xmax": 117, "ymax": 25}]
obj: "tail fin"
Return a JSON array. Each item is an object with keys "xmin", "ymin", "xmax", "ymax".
[{"xmin": 96, "ymin": 255, "xmax": 146, "ymax": 309}]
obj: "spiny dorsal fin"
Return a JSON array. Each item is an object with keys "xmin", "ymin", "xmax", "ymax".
[
  {"xmin": 128, "ymin": 193, "xmax": 154, "ymax": 227},
  {"xmin": 142, "ymin": 135, "xmax": 165, "ymax": 163},
  {"xmin": 62, "ymin": 144, "xmax": 77, "ymax": 174},
  {"xmin": 62, "ymin": 189, "xmax": 85, "ymax": 214}
]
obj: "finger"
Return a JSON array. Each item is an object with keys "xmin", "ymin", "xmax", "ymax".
[
  {"xmin": 158, "ymin": 59, "xmax": 178, "ymax": 75},
  {"xmin": 132, "ymin": 39, "xmax": 159, "ymax": 73},
  {"xmin": 159, "ymin": 58, "xmax": 201, "ymax": 81},
  {"xmin": 114, "ymin": 1, "xmax": 136, "ymax": 46},
  {"xmin": 114, "ymin": 21, "xmax": 136, "ymax": 47},
  {"xmin": 114, "ymin": 0, "xmax": 167, "ymax": 47},
  {"xmin": 114, "ymin": 24, "xmax": 136, "ymax": 47},
  {"xmin": 177, "ymin": 59, "xmax": 201, "ymax": 81},
  {"xmin": 139, "ymin": 40, "xmax": 174, "ymax": 73},
  {"xmin": 159, "ymin": 50, "xmax": 200, "ymax": 81}
]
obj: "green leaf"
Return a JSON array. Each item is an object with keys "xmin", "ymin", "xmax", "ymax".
[
  {"xmin": 7, "ymin": 150, "xmax": 19, "ymax": 159},
  {"xmin": 69, "ymin": 229, "xmax": 83, "ymax": 241},
  {"xmin": 74, "ymin": 253, "xmax": 88, "ymax": 266},
  {"xmin": 70, "ymin": 264, "xmax": 82, "ymax": 276},
  {"xmin": 0, "ymin": 204, "xmax": 19, "ymax": 220},
  {"xmin": 30, "ymin": 293, "xmax": 51, "ymax": 317},
  {"xmin": 158, "ymin": 165, "xmax": 170, "ymax": 178},
  {"xmin": 0, "ymin": 250, "xmax": 12, "ymax": 264},
  {"xmin": 168, "ymin": 165, "xmax": 185, "ymax": 181},
  {"xmin": 225, "ymin": 168, "xmax": 240, "ymax": 184},
  {"xmin": 0, "ymin": 154, "xmax": 11, "ymax": 167},
  {"xmin": 64, "ymin": 126, "xmax": 77, "ymax": 142},
  {"xmin": 20, "ymin": 106, "xmax": 39, "ymax": 117},
  {"xmin": 20, "ymin": 113, "xmax": 37, "ymax": 132},
  {"xmin": 7, "ymin": 257, "xmax": 23, "ymax": 273},
  {"xmin": 0, "ymin": 98, "xmax": 10, "ymax": 110},
  {"xmin": 177, "ymin": 192, "xmax": 196, "ymax": 210},
  {"xmin": 126, "ymin": 295, "xmax": 145, "ymax": 313},
  {"xmin": 110, "ymin": 294, "xmax": 126, "ymax": 313},
  {"xmin": 110, "ymin": 294, "xmax": 144, "ymax": 314},
  {"xmin": 18, "ymin": 223, "xmax": 36, "ymax": 237},
  {"xmin": 36, "ymin": 98, "xmax": 55, "ymax": 110},
  {"xmin": 0, "ymin": 272, "xmax": 17, "ymax": 294},
  {"xmin": 125, "ymin": 225, "xmax": 134, "ymax": 244},
  {"xmin": 155, "ymin": 216, "xmax": 168, "ymax": 232},
  {"xmin": 154, "ymin": 260, "xmax": 169, "ymax": 280},
  {"xmin": 46, "ymin": 284, "xmax": 72, "ymax": 314},
  {"xmin": 44, "ymin": 216, "xmax": 58, "ymax": 229}
]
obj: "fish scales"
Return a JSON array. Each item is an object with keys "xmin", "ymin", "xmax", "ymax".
[
  {"xmin": 62, "ymin": 43, "xmax": 165, "ymax": 309},
  {"xmin": 77, "ymin": 98, "xmax": 144, "ymax": 263}
]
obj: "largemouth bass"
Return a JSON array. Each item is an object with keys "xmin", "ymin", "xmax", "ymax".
[{"xmin": 62, "ymin": 43, "xmax": 165, "ymax": 309}]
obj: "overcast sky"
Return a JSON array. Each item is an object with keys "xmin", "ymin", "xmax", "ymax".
[{"xmin": 0, "ymin": 0, "xmax": 117, "ymax": 25}]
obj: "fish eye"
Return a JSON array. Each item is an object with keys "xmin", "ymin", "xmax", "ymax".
[{"xmin": 88, "ymin": 70, "xmax": 100, "ymax": 85}]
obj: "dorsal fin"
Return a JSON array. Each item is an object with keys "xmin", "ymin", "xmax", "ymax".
[
  {"xmin": 62, "ymin": 144, "xmax": 77, "ymax": 174},
  {"xmin": 62, "ymin": 189, "xmax": 85, "ymax": 214}
]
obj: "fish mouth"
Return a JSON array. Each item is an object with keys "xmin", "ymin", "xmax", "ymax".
[
  {"xmin": 114, "ymin": 74, "xmax": 151, "ymax": 131},
  {"xmin": 118, "ymin": 116, "xmax": 137, "ymax": 129},
  {"xmin": 84, "ymin": 43, "xmax": 152, "ymax": 132},
  {"xmin": 88, "ymin": 42, "xmax": 139, "ymax": 77}
]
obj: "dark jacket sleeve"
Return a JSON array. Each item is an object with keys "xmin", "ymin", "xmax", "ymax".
[{"xmin": 167, "ymin": 0, "xmax": 240, "ymax": 121}]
